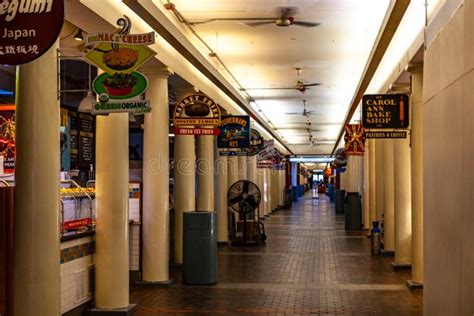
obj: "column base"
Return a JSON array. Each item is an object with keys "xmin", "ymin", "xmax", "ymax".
[
  {"xmin": 136, "ymin": 279, "xmax": 175, "ymax": 287},
  {"xmin": 86, "ymin": 304, "xmax": 138, "ymax": 315},
  {"xmin": 380, "ymin": 249, "xmax": 395, "ymax": 256},
  {"xmin": 391, "ymin": 262, "xmax": 412, "ymax": 271},
  {"xmin": 406, "ymin": 279, "xmax": 424, "ymax": 289}
]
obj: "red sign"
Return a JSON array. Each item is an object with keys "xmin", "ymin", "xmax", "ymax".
[
  {"xmin": 0, "ymin": 105, "xmax": 15, "ymax": 173},
  {"xmin": 344, "ymin": 124, "xmax": 366, "ymax": 156},
  {"xmin": 0, "ymin": 0, "xmax": 65, "ymax": 65},
  {"xmin": 63, "ymin": 218, "xmax": 93, "ymax": 230},
  {"xmin": 174, "ymin": 127, "xmax": 220, "ymax": 136}
]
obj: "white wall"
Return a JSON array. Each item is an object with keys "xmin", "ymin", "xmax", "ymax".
[{"xmin": 423, "ymin": 1, "xmax": 474, "ymax": 314}]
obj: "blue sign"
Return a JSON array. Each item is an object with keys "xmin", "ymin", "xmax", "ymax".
[{"xmin": 217, "ymin": 115, "xmax": 250, "ymax": 149}]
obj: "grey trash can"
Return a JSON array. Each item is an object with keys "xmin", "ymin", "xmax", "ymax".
[
  {"xmin": 183, "ymin": 211, "xmax": 218, "ymax": 285},
  {"xmin": 345, "ymin": 192, "xmax": 362, "ymax": 230},
  {"xmin": 335, "ymin": 189, "xmax": 345, "ymax": 214}
]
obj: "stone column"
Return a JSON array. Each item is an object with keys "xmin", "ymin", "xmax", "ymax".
[
  {"xmin": 375, "ymin": 140, "xmax": 385, "ymax": 221},
  {"xmin": 227, "ymin": 156, "xmax": 238, "ymax": 191},
  {"xmin": 14, "ymin": 41, "xmax": 60, "ymax": 315},
  {"xmin": 142, "ymin": 68, "xmax": 171, "ymax": 282},
  {"xmin": 369, "ymin": 139, "xmax": 377, "ymax": 225},
  {"xmin": 237, "ymin": 156, "xmax": 247, "ymax": 181},
  {"xmin": 214, "ymin": 142, "xmax": 228, "ymax": 242},
  {"xmin": 173, "ymin": 133, "xmax": 195, "ymax": 263},
  {"xmin": 408, "ymin": 64, "xmax": 424, "ymax": 287},
  {"xmin": 393, "ymin": 137, "xmax": 412, "ymax": 268},
  {"xmin": 267, "ymin": 167, "xmax": 273, "ymax": 213},
  {"xmin": 95, "ymin": 112, "xmax": 130, "ymax": 308},
  {"xmin": 257, "ymin": 167, "xmax": 264, "ymax": 217},
  {"xmin": 383, "ymin": 140, "xmax": 395, "ymax": 253},
  {"xmin": 363, "ymin": 142, "xmax": 371, "ymax": 229},
  {"xmin": 247, "ymin": 155, "xmax": 258, "ymax": 219},
  {"xmin": 196, "ymin": 135, "xmax": 214, "ymax": 211},
  {"xmin": 263, "ymin": 168, "xmax": 269, "ymax": 216}
]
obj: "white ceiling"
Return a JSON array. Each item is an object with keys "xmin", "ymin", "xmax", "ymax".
[{"xmin": 166, "ymin": 0, "xmax": 391, "ymax": 154}]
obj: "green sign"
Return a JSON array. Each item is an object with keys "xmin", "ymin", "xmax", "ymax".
[
  {"xmin": 93, "ymin": 71, "xmax": 148, "ymax": 100},
  {"xmin": 92, "ymin": 100, "xmax": 151, "ymax": 115}
]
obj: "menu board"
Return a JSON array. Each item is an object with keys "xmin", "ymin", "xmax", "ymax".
[
  {"xmin": 0, "ymin": 105, "xmax": 15, "ymax": 173},
  {"xmin": 68, "ymin": 111, "xmax": 79, "ymax": 167},
  {"xmin": 78, "ymin": 113, "xmax": 95, "ymax": 168}
]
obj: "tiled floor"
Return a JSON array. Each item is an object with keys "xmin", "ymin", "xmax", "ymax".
[{"xmin": 131, "ymin": 191, "xmax": 422, "ymax": 315}]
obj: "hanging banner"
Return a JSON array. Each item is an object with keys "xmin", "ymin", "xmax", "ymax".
[
  {"xmin": 246, "ymin": 129, "xmax": 264, "ymax": 156},
  {"xmin": 344, "ymin": 124, "xmax": 366, "ymax": 156},
  {"xmin": 173, "ymin": 93, "xmax": 221, "ymax": 126},
  {"xmin": 365, "ymin": 131, "xmax": 407, "ymax": 139},
  {"xmin": 84, "ymin": 16, "xmax": 155, "ymax": 115},
  {"xmin": 334, "ymin": 147, "xmax": 348, "ymax": 167},
  {"xmin": 362, "ymin": 94, "xmax": 409, "ymax": 129},
  {"xmin": 0, "ymin": 0, "xmax": 65, "ymax": 65},
  {"xmin": 217, "ymin": 115, "xmax": 250, "ymax": 149},
  {"xmin": 0, "ymin": 105, "xmax": 15, "ymax": 173}
]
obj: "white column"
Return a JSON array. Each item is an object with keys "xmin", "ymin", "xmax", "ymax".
[
  {"xmin": 409, "ymin": 65, "xmax": 424, "ymax": 285},
  {"xmin": 375, "ymin": 140, "xmax": 385, "ymax": 221},
  {"xmin": 393, "ymin": 137, "xmax": 412, "ymax": 265},
  {"xmin": 214, "ymin": 143, "xmax": 228, "ymax": 242},
  {"xmin": 142, "ymin": 68, "xmax": 170, "ymax": 282},
  {"xmin": 369, "ymin": 139, "xmax": 377, "ymax": 225},
  {"xmin": 383, "ymin": 140, "xmax": 395, "ymax": 252},
  {"xmin": 291, "ymin": 162, "xmax": 298, "ymax": 187},
  {"xmin": 257, "ymin": 166, "xmax": 265, "ymax": 218},
  {"xmin": 95, "ymin": 113, "xmax": 130, "ymax": 308},
  {"xmin": 173, "ymin": 134, "xmax": 195, "ymax": 264},
  {"xmin": 267, "ymin": 167, "xmax": 273, "ymax": 213},
  {"xmin": 263, "ymin": 168, "xmax": 269, "ymax": 216},
  {"xmin": 271, "ymin": 168, "xmax": 277, "ymax": 211},
  {"xmin": 14, "ymin": 41, "xmax": 60, "ymax": 315},
  {"xmin": 279, "ymin": 168, "xmax": 285, "ymax": 206},
  {"xmin": 363, "ymin": 142, "xmax": 371, "ymax": 229},
  {"xmin": 196, "ymin": 135, "xmax": 214, "ymax": 211},
  {"xmin": 247, "ymin": 155, "xmax": 258, "ymax": 219},
  {"xmin": 227, "ymin": 156, "xmax": 238, "ymax": 191},
  {"xmin": 237, "ymin": 156, "xmax": 247, "ymax": 181}
]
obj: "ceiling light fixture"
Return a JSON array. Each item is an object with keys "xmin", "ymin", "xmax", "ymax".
[
  {"xmin": 74, "ymin": 29, "xmax": 84, "ymax": 41},
  {"xmin": 78, "ymin": 63, "xmax": 95, "ymax": 113}
]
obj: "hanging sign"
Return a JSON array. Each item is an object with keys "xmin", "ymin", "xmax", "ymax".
[
  {"xmin": 0, "ymin": 104, "xmax": 15, "ymax": 173},
  {"xmin": 175, "ymin": 127, "xmax": 220, "ymax": 136},
  {"xmin": 246, "ymin": 129, "xmax": 264, "ymax": 156},
  {"xmin": 173, "ymin": 93, "xmax": 221, "ymax": 126},
  {"xmin": 362, "ymin": 94, "xmax": 409, "ymax": 129},
  {"xmin": 219, "ymin": 151, "xmax": 248, "ymax": 157},
  {"xmin": 334, "ymin": 147, "xmax": 348, "ymax": 167},
  {"xmin": 365, "ymin": 131, "xmax": 407, "ymax": 138},
  {"xmin": 257, "ymin": 140, "xmax": 275, "ymax": 161},
  {"xmin": 84, "ymin": 16, "xmax": 156, "ymax": 115},
  {"xmin": 344, "ymin": 124, "xmax": 366, "ymax": 156},
  {"xmin": 0, "ymin": 0, "xmax": 65, "ymax": 65},
  {"xmin": 217, "ymin": 115, "xmax": 250, "ymax": 149}
]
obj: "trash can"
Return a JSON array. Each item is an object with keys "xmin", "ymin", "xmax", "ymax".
[
  {"xmin": 371, "ymin": 221, "xmax": 381, "ymax": 255},
  {"xmin": 183, "ymin": 211, "xmax": 217, "ymax": 285},
  {"xmin": 344, "ymin": 192, "xmax": 362, "ymax": 230},
  {"xmin": 284, "ymin": 187, "xmax": 293, "ymax": 207},
  {"xmin": 292, "ymin": 186, "xmax": 299, "ymax": 202},
  {"xmin": 335, "ymin": 189, "xmax": 345, "ymax": 214},
  {"xmin": 328, "ymin": 184, "xmax": 335, "ymax": 202},
  {"xmin": 298, "ymin": 185, "xmax": 304, "ymax": 197}
]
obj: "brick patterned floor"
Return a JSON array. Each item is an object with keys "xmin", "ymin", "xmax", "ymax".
[{"xmin": 131, "ymin": 192, "xmax": 422, "ymax": 315}]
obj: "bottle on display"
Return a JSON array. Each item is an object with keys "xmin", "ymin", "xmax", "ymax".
[{"xmin": 88, "ymin": 164, "xmax": 95, "ymax": 181}]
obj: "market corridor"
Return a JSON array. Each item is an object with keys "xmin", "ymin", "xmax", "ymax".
[{"xmin": 131, "ymin": 192, "xmax": 422, "ymax": 315}]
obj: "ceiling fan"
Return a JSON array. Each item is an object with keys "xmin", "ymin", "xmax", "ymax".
[
  {"xmin": 188, "ymin": 7, "xmax": 321, "ymax": 28},
  {"xmin": 241, "ymin": 80, "xmax": 321, "ymax": 93},
  {"xmin": 285, "ymin": 100, "xmax": 317, "ymax": 116}
]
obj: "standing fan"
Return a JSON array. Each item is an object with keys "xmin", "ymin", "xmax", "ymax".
[{"xmin": 228, "ymin": 180, "xmax": 266, "ymax": 245}]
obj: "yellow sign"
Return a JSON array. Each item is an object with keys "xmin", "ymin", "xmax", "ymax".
[
  {"xmin": 173, "ymin": 94, "xmax": 221, "ymax": 126},
  {"xmin": 85, "ymin": 43, "xmax": 156, "ymax": 75}
]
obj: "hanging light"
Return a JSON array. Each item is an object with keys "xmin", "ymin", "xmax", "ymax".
[
  {"xmin": 78, "ymin": 63, "xmax": 95, "ymax": 112},
  {"xmin": 74, "ymin": 29, "xmax": 83, "ymax": 41}
]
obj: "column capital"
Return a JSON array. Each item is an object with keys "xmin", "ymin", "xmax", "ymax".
[
  {"xmin": 405, "ymin": 62, "xmax": 423, "ymax": 74},
  {"xmin": 141, "ymin": 66, "xmax": 172, "ymax": 77}
]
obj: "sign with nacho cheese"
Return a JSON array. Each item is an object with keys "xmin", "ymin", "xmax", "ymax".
[
  {"xmin": 0, "ymin": 0, "xmax": 64, "ymax": 65},
  {"xmin": 173, "ymin": 93, "xmax": 221, "ymax": 126}
]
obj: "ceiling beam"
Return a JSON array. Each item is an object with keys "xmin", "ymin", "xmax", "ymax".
[
  {"xmin": 123, "ymin": 0, "xmax": 293, "ymax": 154},
  {"xmin": 331, "ymin": 0, "xmax": 411, "ymax": 154}
]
